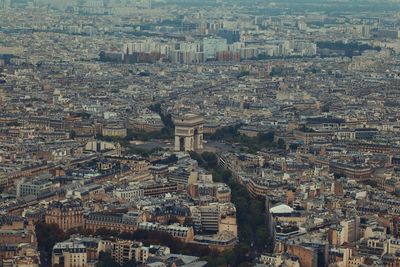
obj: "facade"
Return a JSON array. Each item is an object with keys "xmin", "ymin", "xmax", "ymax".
[
  {"xmin": 84, "ymin": 211, "xmax": 145, "ymax": 233},
  {"xmin": 294, "ymin": 130, "xmax": 332, "ymax": 145},
  {"xmin": 247, "ymin": 176, "xmax": 287, "ymax": 198},
  {"xmin": 193, "ymin": 231, "xmax": 238, "ymax": 252},
  {"xmin": 217, "ymin": 29, "xmax": 241, "ymax": 44},
  {"xmin": 334, "ymin": 130, "xmax": 356, "ymax": 141},
  {"xmin": 203, "ymin": 38, "xmax": 228, "ymax": 59},
  {"xmin": 329, "ymin": 160, "xmax": 372, "ymax": 179},
  {"xmin": 174, "ymin": 114, "xmax": 204, "ymax": 152},
  {"xmin": 191, "ymin": 205, "xmax": 220, "ymax": 234},
  {"xmin": 198, "ymin": 205, "xmax": 220, "ymax": 234},
  {"xmin": 111, "ymin": 240, "xmax": 149, "ymax": 265},
  {"xmin": 168, "ymin": 167, "xmax": 191, "ymax": 185},
  {"xmin": 188, "ymin": 182, "xmax": 231, "ymax": 203},
  {"xmin": 0, "ymin": 245, "xmax": 40, "ymax": 267},
  {"xmin": 0, "ymin": 215, "xmax": 37, "ymax": 247},
  {"xmin": 113, "ymin": 187, "xmax": 144, "ymax": 201},
  {"xmin": 45, "ymin": 199, "xmax": 84, "ymax": 231},
  {"xmin": 142, "ymin": 182, "xmax": 180, "ymax": 197},
  {"xmin": 340, "ymin": 218, "xmax": 361, "ymax": 244},
  {"xmin": 52, "ymin": 242, "xmax": 87, "ymax": 267},
  {"xmin": 0, "ymin": 171, "xmax": 7, "ymax": 189},
  {"xmin": 16, "ymin": 179, "xmax": 52, "ymax": 199},
  {"xmin": 138, "ymin": 222, "xmax": 195, "ymax": 242},
  {"xmin": 112, "ymin": 240, "xmax": 134, "ymax": 265},
  {"xmin": 101, "ymin": 124, "xmax": 127, "ymax": 138},
  {"xmin": 386, "ymin": 238, "xmax": 400, "ymax": 254},
  {"xmin": 149, "ymin": 164, "xmax": 169, "ymax": 180},
  {"xmin": 286, "ymin": 244, "xmax": 317, "ymax": 267}
]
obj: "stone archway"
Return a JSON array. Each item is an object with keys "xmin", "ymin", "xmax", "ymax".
[
  {"xmin": 193, "ymin": 128, "xmax": 199, "ymax": 150},
  {"xmin": 179, "ymin": 137, "xmax": 185, "ymax": 152},
  {"xmin": 174, "ymin": 114, "xmax": 204, "ymax": 152}
]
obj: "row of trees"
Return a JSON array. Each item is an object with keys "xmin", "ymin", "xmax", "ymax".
[
  {"xmin": 36, "ymin": 153, "xmax": 274, "ymax": 266},
  {"xmin": 36, "ymin": 223, "xmax": 218, "ymax": 266},
  {"xmin": 36, "ymin": 223, "xmax": 94, "ymax": 265},
  {"xmin": 148, "ymin": 103, "xmax": 174, "ymax": 129},
  {"xmin": 96, "ymin": 252, "xmax": 136, "ymax": 267},
  {"xmin": 206, "ymin": 125, "xmax": 285, "ymax": 153},
  {"xmin": 190, "ymin": 152, "xmax": 275, "ymax": 266}
]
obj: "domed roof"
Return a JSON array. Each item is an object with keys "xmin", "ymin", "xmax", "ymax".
[{"xmin": 270, "ymin": 204, "xmax": 293, "ymax": 214}]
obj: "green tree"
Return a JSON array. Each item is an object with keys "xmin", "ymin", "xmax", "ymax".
[
  {"xmin": 121, "ymin": 259, "xmax": 137, "ymax": 267},
  {"xmin": 255, "ymin": 226, "xmax": 268, "ymax": 250},
  {"xmin": 189, "ymin": 151, "xmax": 273, "ymax": 258},
  {"xmin": 96, "ymin": 252, "xmax": 120, "ymax": 267},
  {"xmin": 36, "ymin": 223, "xmax": 68, "ymax": 263},
  {"xmin": 201, "ymin": 152, "xmax": 218, "ymax": 169},
  {"xmin": 277, "ymin": 138, "xmax": 286, "ymax": 149}
]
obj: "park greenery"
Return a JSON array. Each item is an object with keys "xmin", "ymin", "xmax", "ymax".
[
  {"xmin": 95, "ymin": 103, "xmax": 175, "ymax": 156},
  {"xmin": 152, "ymin": 154, "xmax": 178, "ymax": 165},
  {"xmin": 97, "ymin": 107, "xmax": 286, "ymax": 156},
  {"xmin": 317, "ymin": 41, "xmax": 381, "ymax": 57},
  {"xmin": 96, "ymin": 252, "xmax": 137, "ymax": 267},
  {"xmin": 236, "ymin": 70, "xmax": 250, "ymax": 79},
  {"xmin": 206, "ymin": 124, "xmax": 285, "ymax": 153},
  {"xmin": 96, "ymin": 131, "xmax": 164, "ymax": 157}
]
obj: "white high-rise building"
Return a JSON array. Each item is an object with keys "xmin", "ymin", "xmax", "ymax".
[
  {"xmin": 203, "ymin": 37, "xmax": 228, "ymax": 59},
  {"xmin": 1, "ymin": 0, "xmax": 11, "ymax": 10}
]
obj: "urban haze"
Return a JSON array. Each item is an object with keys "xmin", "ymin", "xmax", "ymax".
[{"xmin": 0, "ymin": 0, "xmax": 400, "ymax": 267}]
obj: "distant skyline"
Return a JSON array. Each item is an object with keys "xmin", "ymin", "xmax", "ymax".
[{"xmin": 0, "ymin": 0, "xmax": 400, "ymax": 266}]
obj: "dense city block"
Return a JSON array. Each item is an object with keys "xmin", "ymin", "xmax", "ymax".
[{"xmin": 1, "ymin": 0, "xmax": 400, "ymax": 267}]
